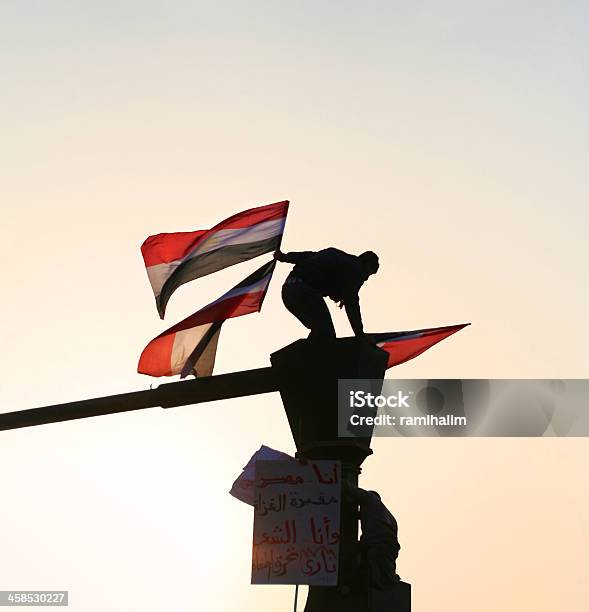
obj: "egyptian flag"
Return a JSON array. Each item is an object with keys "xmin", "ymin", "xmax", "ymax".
[
  {"xmin": 141, "ymin": 200, "xmax": 289, "ymax": 318},
  {"xmin": 138, "ymin": 260, "xmax": 276, "ymax": 378},
  {"xmin": 373, "ymin": 324, "xmax": 470, "ymax": 369}
]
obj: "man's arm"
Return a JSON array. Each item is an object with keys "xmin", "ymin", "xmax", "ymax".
[
  {"xmin": 274, "ymin": 249, "xmax": 315, "ymax": 264},
  {"xmin": 344, "ymin": 294, "xmax": 364, "ymax": 337}
]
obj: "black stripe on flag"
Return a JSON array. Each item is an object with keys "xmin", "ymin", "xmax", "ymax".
[
  {"xmin": 157, "ymin": 236, "xmax": 281, "ymax": 318},
  {"xmin": 180, "ymin": 320, "xmax": 224, "ymax": 379}
]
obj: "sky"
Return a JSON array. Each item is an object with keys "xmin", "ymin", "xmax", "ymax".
[{"xmin": 1, "ymin": 1, "xmax": 588, "ymax": 610}]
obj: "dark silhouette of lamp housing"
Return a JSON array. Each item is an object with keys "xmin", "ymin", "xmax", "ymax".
[{"xmin": 271, "ymin": 336, "xmax": 389, "ymax": 464}]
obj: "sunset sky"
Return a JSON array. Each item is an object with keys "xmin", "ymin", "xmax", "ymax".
[{"xmin": 1, "ymin": 2, "xmax": 588, "ymax": 611}]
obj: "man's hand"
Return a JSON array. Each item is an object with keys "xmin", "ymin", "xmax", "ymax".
[{"xmin": 355, "ymin": 331, "xmax": 377, "ymax": 345}]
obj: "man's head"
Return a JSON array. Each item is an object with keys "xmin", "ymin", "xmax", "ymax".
[{"xmin": 359, "ymin": 251, "xmax": 380, "ymax": 276}]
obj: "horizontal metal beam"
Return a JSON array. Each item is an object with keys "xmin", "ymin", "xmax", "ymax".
[
  {"xmin": 0, "ymin": 367, "xmax": 278, "ymax": 432},
  {"xmin": 157, "ymin": 367, "xmax": 278, "ymax": 408}
]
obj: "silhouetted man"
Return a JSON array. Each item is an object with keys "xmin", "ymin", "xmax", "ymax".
[
  {"xmin": 345, "ymin": 484, "xmax": 401, "ymax": 590},
  {"xmin": 274, "ymin": 247, "xmax": 379, "ymax": 339}
]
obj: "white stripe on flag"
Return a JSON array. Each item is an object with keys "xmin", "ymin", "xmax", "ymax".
[
  {"xmin": 203, "ymin": 274, "xmax": 272, "ymax": 310},
  {"xmin": 187, "ymin": 218, "xmax": 286, "ymax": 258},
  {"xmin": 170, "ymin": 322, "xmax": 221, "ymax": 376}
]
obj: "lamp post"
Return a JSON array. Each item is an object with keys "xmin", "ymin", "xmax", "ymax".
[
  {"xmin": 0, "ymin": 336, "xmax": 411, "ymax": 610},
  {"xmin": 271, "ymin": 337, "xmax": 410, "ymax": 611}
]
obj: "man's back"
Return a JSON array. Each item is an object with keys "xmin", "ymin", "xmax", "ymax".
[
  {"xmin": 292, "ymin": 247, "xmax": 365, "ymax": 301},
  {"xmin": 351, "ymin": 488, "xmax": 401, "ymax": 589},
  {"xmin": 357, "ymin": 490, "xmax": 399, "ymax": 551}
]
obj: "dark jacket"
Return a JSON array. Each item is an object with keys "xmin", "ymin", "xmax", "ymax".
[
  {"xmin": 280, "ymin": 248, "xmax": 368, "ymax": 335},
  {"xmin": 355, "ymin": 489, "xmax": 399, "ymax": 553},
  {"xmin": 346, "ymin": 485, "xmax": 401, "ymax": 588}
]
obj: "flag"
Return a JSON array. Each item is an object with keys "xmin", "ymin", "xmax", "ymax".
[
  {"xmin": 229, "ymin": 445, "xmax": 294, "ymax": 506},
  {"xmin": 138, "ymin": 260, "xmax": 276, "ymax": 378},
  {"xmin": 372, "ymin": 323, "xmax": 470, "ymax": 368},
  {"xmin": 141, "ymin": 200, "xmax": 289, "ymax": 318}
]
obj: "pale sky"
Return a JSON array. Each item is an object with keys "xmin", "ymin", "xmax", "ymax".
[{"xmin": 1, "ymin": 2, "xmax": 588, "ymax": 611}]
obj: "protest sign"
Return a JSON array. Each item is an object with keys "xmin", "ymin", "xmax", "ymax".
[{"xmin": 251, "ymin": 459, "xmax": 341, "ymax": 585}]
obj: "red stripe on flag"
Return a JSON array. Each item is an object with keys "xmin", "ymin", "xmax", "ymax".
[
  {"xmin": 379, "ymin": 324, "xmax": 468, "ymax": 368},
  {"xmin": 210, "ymin": 200, "xmax": 288, "ymax": 230},
  {"xmin": 163, "ymin": 289, "xmax": 269, "ymax": 336},
  {"xmin": 141, "ymin": 230, "xmax": 207, "ymax": 267},
  {"xmin": 137, "ymin": 332, "xmax": 176, "ymax": 377}
]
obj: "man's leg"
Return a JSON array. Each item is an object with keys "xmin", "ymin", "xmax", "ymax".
[{"xmin": 282, "ymin": 282, "xmax": 336, "ymax": 339}]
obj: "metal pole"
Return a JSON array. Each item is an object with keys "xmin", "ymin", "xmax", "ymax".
[{"xmin": 0, "ymin": 367, "xmax": 278, "ymax": 431}]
